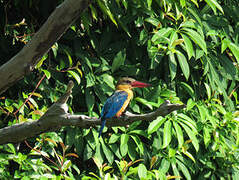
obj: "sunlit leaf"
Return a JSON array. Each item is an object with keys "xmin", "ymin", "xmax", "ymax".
[
  {"xmin": 138, "ymin": 164, "xmax": 147, "ymax": 179},
  {"xmin": 183, "ymin": 28, "xmax": 207, "ymax": 54},
  {"xmin": 205, "ymin": 0, "xmax": 224, "ymax": 14},
  {"xmin": 42, "ymin": 69, "xmax": 51, "ymax": 79},
  {"xmin": 162, "ymin": 120, "xmax": 172, "ymax": 148},
  {"xmin": 120, "ymin": 134, "xmax": 129, "ymax": 157},
  {"xmin": 181, "ymin": 34, "xmax": 194, "ymax": 59},
  {"xmin": 152, "ymin": 28, "xmax": 173, "ymax": 43},
  {"xmin": 148, "ymin": 117, "xmax": 165, "ymax": 135},
  {"xmin": 173, "ymin": 122, "xmax": 184, "ymax": 149},
  {"xmin": 145, "ymin": 17, "xmax": 161, "ymax": 27},
  {"xmin": 176, "ymin": 51, "xmax": 190, "ymax": 80},
  {"xmin": 180, "ymin": 123, "xmax": 199, "ymax": 152},
  {"xmin": 67, "ymin": 70, "xmax": 81, "ymax": 85}
]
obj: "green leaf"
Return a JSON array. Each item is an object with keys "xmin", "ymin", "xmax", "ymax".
[
  {"xmin": 203, "ymin": 126, "xmax": 211, "ymax": 147},
  {"xmin": 42, "ymin": 69, "xmax": 51, "ymax": 79},
  {"xmin": 117, "ymin": 17, "xmax": 131, "ymax": 37},
  {"xmin": 171, "ymin": 160, "xmax": 181, "ymax": 178},
  {"xmin": 181, "ymin": 34, "xmax": 194, "ymax": 59},
  {"xmin": 228, "ymin": 41, "xmax": 239, "ymax": 63},
  {"xmin": 67, "ymin": 70, "xmax": 81, "ymax": 85},
  {"xmin": 148, "ymin": 117, "xmax": 165, "ymax": 135},
  {"xmin": 100, "ymin": 139, "xmax": 114, "ymax": 164},
  {"xmin": 176, "ymin": 51, "xmax": 190, "ymax": 80},
  {"xmin": 196, "ymin": 104, "xmax": 207, "ymax": 123},
  {"xmin": 134, "ymin": 97, "xmax": 153, "ymax": 110},
  {"xmin": 180, "ymin": 123, "xmax": 199, "ymax": 152},
  {"xmin": 138, "ymin": 164, "xmax": 147, "ymax": 179},
  {"xmin": 183, "ymin": 151, "xmax": 195, "ymax": 163},
  {"xmin": 221, "ymin": 38, "xmax": 229, "ymax": 53},
  {"xmin": 128, "ymin": 140, "xmax": 137, "ymax": 161},
  {"xmin": 36, "ymin": 54, "xmax": 48, "ymax": 69},
  {"xmin": 162, "ymin": 120, "xmax": 172, "ymax": 148},
  {"xmin": 85, "ymin": 88, "xmax": 95, "ymax": 115},
  {"xmin": 180, "ymin": 82, "xmax": 195, "ymax": 99},
  {"xmin": 204, "ymin": 83, "xmax": 211, "ymax": 100},
  {"xmin": 28, "ymin": 97, "xmax": 38, "ymax": 109},
  {"xmin": 112, "ymin": 49, "xmax": 126, "ymax": 72},
  {"xmin": 145, "ymin": 17, "xmax": 161, "ymax": 27},
  {"xmin": 168, "ymin": 52, "xmax": 177, "ymax": 81},
  {"xmin": 169, "ymin": 30, "xmax": 178, "ymax": 47},
  {"xmin": 62, "ymin": 160, "xmax": 72, "ymax": 173},
  {"xmin": 120, "ymin": 134, "xmax": 129, "ymax": 157},
  {"xmin": 130, "ymin": 135, "xmax": 144, "ymax": 155},
  {"xmin": 152, "ymin": 28, "xmax": 173, "ymax": 43},
  {"xmin": 186, "ymin": 98, "xmax": 196, "ymax": 111},
  {"xmin": 177, "ymin": 113, "xmax": 197, "ymax": 132},
  {"xmin": 109, "ymin": 134, "xmax": 120, "ymax": 144},
  {"xmin": 159, "ymin": 158, "xmax": 170, "ymax": 173},
  {"xmin": 129, "ymin": 130, "xmax": 148, "ymax": 138},
  {"xmin": 205, "ymin": 0, "xmax": 224, "ymax": 14},
  {"xmin": 180, "ymin": 0, "xmax": 186, "ymax": 7},
  {"xmin": 183, "ymin": 28, "xmax": 207, "ymax": 54},
  {"xmin": 64, "ymin": 50, "xmax": 73, "ymax": 67},
  {"xmin": 173, "ymin": 122, "xmax": 184, "ymax": 149},
  {"xmin": 96, "ymin": 0, "xmax": 117, "ymax": 26},
  {"xmin": 176, "ymin": 159, "xmax": 191, "ymax": 180}
]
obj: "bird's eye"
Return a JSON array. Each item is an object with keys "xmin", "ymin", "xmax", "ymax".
[{"xmin": 126, "ymin": 80, "xmax": 131, "ymax": 83}]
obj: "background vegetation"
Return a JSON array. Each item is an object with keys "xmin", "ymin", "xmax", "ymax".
[{"xmin": 0, "ymin": 0, "xmax": 239, "ymax": 179}]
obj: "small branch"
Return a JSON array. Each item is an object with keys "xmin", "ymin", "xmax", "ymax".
[{"xmin": 0, "ymin": 82, "xmax": 186, "ymax": 145}]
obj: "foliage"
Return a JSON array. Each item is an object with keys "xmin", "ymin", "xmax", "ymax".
[{"xmin": 0, "ymin": 0, "xmax": 239, "ymax": 179}]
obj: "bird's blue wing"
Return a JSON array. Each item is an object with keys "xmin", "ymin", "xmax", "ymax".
[
  {"xmin": 101, "ymin": 91, "xmax": 128, "ymax": 119},
  {"xmin": 98, "ymin": 91, "xmax": 128, "ymax": 137}
]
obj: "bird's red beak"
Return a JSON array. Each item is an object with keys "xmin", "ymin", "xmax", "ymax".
[{"xmin": 131, "ymin": 80, "xmax": 151, "ymax": 88}]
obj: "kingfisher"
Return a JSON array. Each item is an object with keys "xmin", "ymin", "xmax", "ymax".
[{"xmin": 98, "ymin": 77, "xmax": 151, "ymax": 137}]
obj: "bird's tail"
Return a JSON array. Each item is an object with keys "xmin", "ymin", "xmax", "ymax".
[{"xmin": 98, "ymin": 118, "xmax": 106, "ymax": 138}]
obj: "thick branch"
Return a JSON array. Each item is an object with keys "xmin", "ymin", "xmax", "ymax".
[
  {"xmin": 0, "ymin": 81, "xmax": 186, "ymax": 145},
  {"xmin": 0, "ymin": 0, "xmax": 90, "ymax": 95}
]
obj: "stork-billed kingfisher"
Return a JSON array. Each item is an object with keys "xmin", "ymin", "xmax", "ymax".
[{"xmin": 98, "ymin": 77, "xmax": 151, "ymax": 137}]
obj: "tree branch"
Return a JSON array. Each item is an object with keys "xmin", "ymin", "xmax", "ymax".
[
  {"xmin": 0, "ymin": 81, "xmax": 186, "ymax": 145},
  {"xmin": 0, "ymin": 0, "xmax": 90, "ymax": 95}
]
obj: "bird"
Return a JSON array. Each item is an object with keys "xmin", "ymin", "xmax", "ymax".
[{"xmin": 98, "ymin": 77, "xmax": 151, "ymax": 137}]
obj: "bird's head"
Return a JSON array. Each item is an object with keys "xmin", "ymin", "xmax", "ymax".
[{"xmin": 116, "ymin": 77, "xmax": 151, "ymax": 90}]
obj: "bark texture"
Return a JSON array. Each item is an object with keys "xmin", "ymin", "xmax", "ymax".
[
  {"xmin": 0, "ymin": 0, "xmax": 90, "ymax": 95},
  {"xmin": 0, "ymin": 81, "xmax": 186, "ymax": 145}
]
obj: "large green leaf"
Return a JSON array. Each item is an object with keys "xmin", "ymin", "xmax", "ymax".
[
  {"xmin": 120, "ymin": 134, "xmax": 129, "ymax": 157},
  {"xmin": 169, "ymin": 52, "xmax": 177, "ymax": 81},
  {"xmin": 162, "ymin": 120, "xmax": 172, "ymax": 148},
  {"xmin": 181, "ymin": 34, "xmax": 194, "ymax": 59},
  {"xmin": 148, "ymin": 117, "xmax": 165, "ymax": 135},
  {"xmin": 100, "ymin": 138, "xmax": 114, "ymax": 164},
  {"xmin": 176, "ymin": 51, "xmax": 190, "ymax": 80},
  {"xmin": 205, "ymin": 0, "xmax": 224, "ymax": 14},
  {"xmin": 138, "ymin": 164, "xmax": 147, "ymax": 179},
  {"xmin": 173, "ymin": 122, "xmax": 184, "ymax": 149},
  {"xmin": 179, "ymin": 123, "xmax": 199, "ymax": 152},
  {"xmin": 67, "ymin": 70, "xmax": 81, "ymax": 85},
  {"xmin": 176, "ymin": 158, "xmax": 191, "ymax": 180},
  {"xmin": 152, "ymin": 28, "xmax": 173, "ymax": 43},
  {"xmin": 130, "ymin": 135, "xmax": 144, "ymax": 155},
  {"xmin": 183, "ymin": 28, "xmax": 207, "ymax": 54}
]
